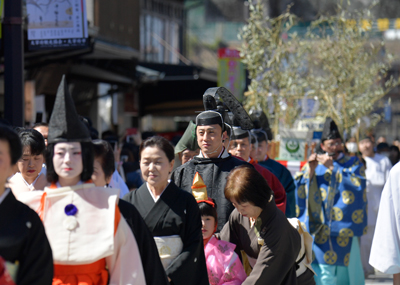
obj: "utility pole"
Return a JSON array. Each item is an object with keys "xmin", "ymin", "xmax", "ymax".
[{"xmin": 3, "ymin": 0, "xmax": 24, "ymax": 126}]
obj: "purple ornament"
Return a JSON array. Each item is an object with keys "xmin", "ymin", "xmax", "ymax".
[{"xmin": 64, "ymin": 204, "xmax": 78, "ymax": 216}]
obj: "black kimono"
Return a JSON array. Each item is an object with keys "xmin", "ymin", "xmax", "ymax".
[
  {"xmin": 118, "ymin": 199, "xmax": 169, "ymax": 285},
  {"xmin": 171, "ymin": 149, "xmax": 248, "ymax": 231},
  {"xmin": 0, "ymin": 190, "xmax": 53, "ymax": 285},
  {"xmin": 219, "ymin": 200, "xmax": 315, "ymax": 285},
  {"xmin": 123, "ymin": 182, "xmax": 208, "ymax": 285}
]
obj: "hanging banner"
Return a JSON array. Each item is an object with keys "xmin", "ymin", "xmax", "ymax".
[
  {"xmin": 217, "ymin": 48, "xmax": 246, "ymax": 101},
  {"xmin": 26, "ymin": 0, "xmax": 88, "ymax": 50}
]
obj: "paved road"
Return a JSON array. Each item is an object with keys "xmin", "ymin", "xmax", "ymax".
[{"xmin": 365, "ymin": 271, "xmax": 393, "ymax": 284}]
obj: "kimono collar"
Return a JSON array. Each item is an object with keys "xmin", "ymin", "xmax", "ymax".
[
  {"xmin": 194, "ymin": 148, "xmax": 231, "ymax": 164},
  {"xmin": 0, "ymin": 188, "xmax": 10, "ymax": 206}
]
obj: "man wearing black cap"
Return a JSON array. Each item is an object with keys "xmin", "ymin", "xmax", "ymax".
[
  {"xmin": 227, "ymin": 125, "xmax": 287, "ymax": 213},
  {"xmin": 250, "ymin": 109, "xmax": 297, "ymax": 218},
  {"xmin": 295, "ymin": 117, "xmax": 367, "ymax": 284},
  {"xmin": 171, "ymin": 110, "xmax": 248, "ymax": 231}
]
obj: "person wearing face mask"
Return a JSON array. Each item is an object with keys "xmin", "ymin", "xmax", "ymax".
[
  {"xmin": 345, "ymin": 138, "xmax": 358, "ymax": 156},
  {"xmin": 358, "ymin": 135, "xmax": 391, "ymax": 278},
  {"xmin": 295, "ymin": 117, "xmax": 367, "ymax": 285}
]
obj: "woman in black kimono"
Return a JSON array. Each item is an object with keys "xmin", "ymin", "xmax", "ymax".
[
  {"xmin": 123, "ymin": 136, "xmax": 208, "ymax": 285},
  {"xmin": 220, "ymin": 164, "xmax": 315, "ymax": 285}
]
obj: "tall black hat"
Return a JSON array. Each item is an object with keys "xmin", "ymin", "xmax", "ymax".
[
  {"xmin": 48, "ymin": 76, "xmax": 91, "ymax": 144},
  {"xmin": 175, "ymin": 121, "xmax": 199, "ymax": 154},
  {"xmin": 321, "ymin": 117, "xmax": 341, "ymax": 142},
  {"xmin": 249, "ymin": 108, "xmax": 273, "ymax": 141},
  {"xmin": 200, "ymin": 87, "xmax": 254, "ymax": 130}
]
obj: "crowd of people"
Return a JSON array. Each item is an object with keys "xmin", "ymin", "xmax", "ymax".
[{"xmin": 0, "ymin": 78, "xmax": 399, "ymax": 285}]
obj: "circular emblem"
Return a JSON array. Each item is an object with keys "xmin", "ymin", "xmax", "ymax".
[
  {"xmin": 363, "ymin": 226, "xmax": 368, "ymax": 235},
  {"xmin": 336, "ymin": 172, "xmax": 342, "ymax": 183},
  {"xmin": 320, "ymin": 188, "xmax": 327, "ymax": 201},
  {"xmin": 314, "ymin": 190, "xmax": 321, "ymax": 204},
  {"xmin": 331, "ymin": 207, "xmax": 343, "ymax": 221},
  {"xmin": 297, "ymin": 185, "xmax": 306, "ymax": 199},
  {"xmin": 352, "ymin": 209, "xmax": 364, "ymax": 224},
  {"xmin": 63, "ymin": 216, "xmax": 78, "ymax": 231},
  {"xmin": 339, "ymin": 228, "xmax": 354, "ymax": 237},
  {"xmin": 324, "ymin": 172, "xmax": 331, "ymax": 182},
  {"xmin": 350, "ymin": 175, "xmax": 361, "ymax": 187},
  {"xmin": 286, "ymin": 139, "xmax": 300, "ymax": 153},
  {"xmin": 160, "ymin": 245, "xmax": 171, "ymax": 256},
  {"xmin": 315, "ymin": 225, "xmax": 330, "ymax": 244},
  {"xmin": 342, "ymin": 191, "xmax": 355, "ymax": 205},
  {"xmin": 296, "ymin": 205, "xmax": 300, "ymax": 217},
  {"xmin": 344, "ymin": 253, "xmax": 350, "ymax": 266},
  {"xmin": 336, "ymin": 236, "xmax": 350, "ymax": 247},
  {"xmin": 324, "ymin": 250, "xmax": 338, "ymax": 265}
]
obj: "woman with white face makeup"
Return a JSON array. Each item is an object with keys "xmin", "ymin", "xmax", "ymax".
[{"xmin": 18, "ymin": 76, "xmax": 146, "ymax": 285}]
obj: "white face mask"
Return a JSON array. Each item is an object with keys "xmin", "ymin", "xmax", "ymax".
[{"xmin": 346, "ymin": 142, "xmax": 358, "ymax": 153}]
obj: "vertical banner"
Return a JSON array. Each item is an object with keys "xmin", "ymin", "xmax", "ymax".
[
  {"xmin": 26, "ymin": 0, "xmax": 88, "ymax": 50},
  {"xmin": 217, "ymin": 48, "xmax": 246, "ymax": 101}
]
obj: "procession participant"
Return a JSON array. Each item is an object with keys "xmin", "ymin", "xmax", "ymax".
[
  {"xmin": 172, "ymin": 87, "xmax": 251, "ymax": 231},
  {"xmin": 91, "ymin": 139, "xmax": 169, "ymax": 285},
  {"xmin": 251, "ymin": 109, "xmax": 297, "ymax": 218},
  {"xmin": 295, "ymin": 117, "xmax": 367, "ymax": 285},
  {"xmin": 33, "ymin": 122, "xmax": 49, "ymax": 147},
  {"xmin": 220, "ymin": 164, "xmax": 315, "ymax": 285},
  {"xmin": 0, "ymin": 124, "xmax": 53, "ymax": 285},
  {"xmin": 123, "ymin": 136, "xmax": 208, "ymax": 285},
  {"xmin": 174, "ymin": 121, "xmax": 200, "ymax": 165},
  {"xmin": 198, "ymin": 198, "xmax": 247, "ymax": 285},
  {"xmin": 369, "ymin": 162, "xmax": 400, "ymax": 284},
  {"xmin": 358, "ymin": 135, "xmax": 391, "ymax": 277},
  {"xmin": 18, "ymin": 76, "xmax": 146, "ymax": 285},
  {"xmin": 227, "ymin": 125, "xmax": 287, "ymax": 213},
  {"xmin": 8, "ymin": 129, "xmax": 48, "ymax": 197}
]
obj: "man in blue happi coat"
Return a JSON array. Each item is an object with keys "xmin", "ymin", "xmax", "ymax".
[{"xmin": 295, "ymin": 117, "xmax": 367, "ymax": 285}]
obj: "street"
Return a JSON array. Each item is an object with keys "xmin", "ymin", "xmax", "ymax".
[{"xmin": 366, "ymin": 271, "xmax": 393, "ymax": 284}]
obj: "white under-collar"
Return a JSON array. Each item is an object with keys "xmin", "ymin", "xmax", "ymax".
[
  {"xmin": 198, "ymin": 147, "xmax": 229, "ymax": 159},
  {"xmin": 146, "ymin": 181, "xmax": 170, "ymax": 203}
]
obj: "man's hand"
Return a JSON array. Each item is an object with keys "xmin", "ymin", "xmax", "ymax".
[
  {"xmin": 308, "ymin": 153, "xmax": 318, "ymax": 178},
  {"xmin": 317, "ymin": 153, "xmax": 334, "ymax": 171}
]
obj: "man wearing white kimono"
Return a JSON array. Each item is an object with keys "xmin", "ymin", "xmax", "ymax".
[{"xmin": 358, "ymin": 136, "xmax": 391, "ymax": 277}]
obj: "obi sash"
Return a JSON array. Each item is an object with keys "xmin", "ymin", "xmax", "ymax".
[
  {"xmin": 53, "ymin": 259, "xmax": 108, "ymax": 285},
  {"xmin": 153, "ymin": 235, "xmax": 183, "ymax": 270}
]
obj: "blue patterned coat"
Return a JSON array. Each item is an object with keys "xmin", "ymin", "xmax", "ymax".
[{"xmin": 295, "ymin": 155, "xmax": 367, "ymax": 266}]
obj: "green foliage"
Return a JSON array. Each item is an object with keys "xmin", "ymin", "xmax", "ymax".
[{"xmin": 240, "ymin": 0, "xmax": 399, "ymax": 136}]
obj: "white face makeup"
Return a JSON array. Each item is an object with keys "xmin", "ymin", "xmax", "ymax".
[{"xmin": 53, "ymin": 142, "xmax": 83, "ymax": 186}]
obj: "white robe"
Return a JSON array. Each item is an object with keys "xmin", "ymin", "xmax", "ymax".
[
  {"xmin": 360, "ymin": 154, "xmax": 391, "ymax": 275},
  {"xmin": 369, "ymin": 162, "xmax": 400, "ymax": 274},
  {"xmin": 18, "ymin": 183, "xmax": 146, "ymax": 284}
]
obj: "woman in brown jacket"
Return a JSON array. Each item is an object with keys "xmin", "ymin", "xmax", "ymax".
[{"xmin": 219, "ymin": 164, "xmax": 315, "ymax": 285}]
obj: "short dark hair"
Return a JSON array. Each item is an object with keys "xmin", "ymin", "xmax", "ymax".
[
  {"xmin": 17, "ymin": 128, "xmax": 46, "ymax": 156},
  {"xmin": 32, "ymin": 122, "xmax": 49, "ymax": 128},
  {"xmin": 198, "ymin": 199, "xmax": 218, "ymax": 221},
  {"xmin": 46, "ymin": 142, "xmax": 94, "ymax": 183},
  {"xmin": 225, "ymin": 164, "xmax": 273, "ymax": 209},
  {"xmin": 139, "ymin": 136, "xmax": 175, "ymax": 162},
  {"xmin": 92, "ymin": 139, "xmax": 115, "ymax": 179},
  {"xmin": 0, "ymin": 124, "xmax": 22, "ymax": 165}
]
